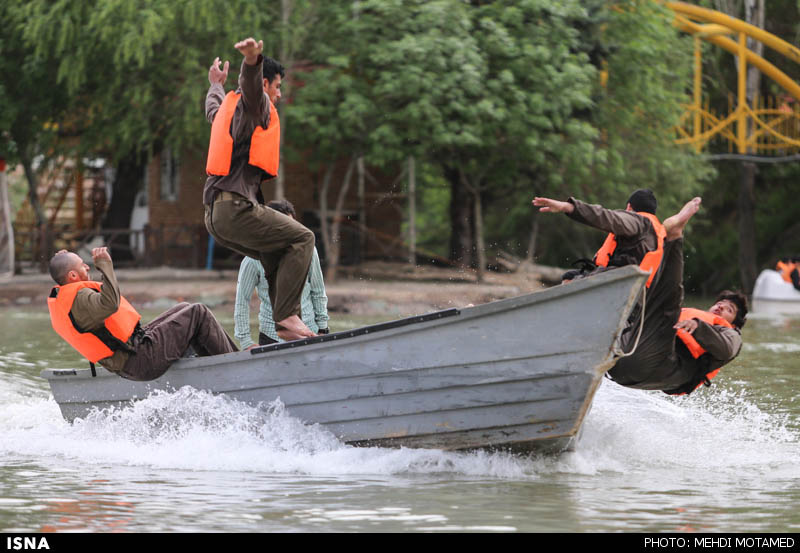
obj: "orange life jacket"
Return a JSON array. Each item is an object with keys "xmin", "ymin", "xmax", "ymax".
[
  {"xmin": 48, "ymin": 281, "xmax": 141, "ymax": 363},
  {"xmin": 593, "ymin": 212, "xmax": 666, "ymax": 288},
  {"xmin": 673, "ymin": 307, "xmax": 734, "ymax": 393},
  {"xmin": 776, "ymin": 260, "xmax": 797, "ymax": 283},
  {"xmin": 206, "ymin": 91, "xmax": 280, "ymax": 178}
]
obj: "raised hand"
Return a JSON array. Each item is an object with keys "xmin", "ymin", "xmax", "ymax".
[
  {"xmin": 234, "ymin": 37, "xmax": 264, "ymax": 65},
  {"xmin": 532, "ymin": 197, "xmax": 574, "ymax": 214},
  {"xmin": 91, "ymin": 247, "xmax": 111, "ymax": 264},
  {"xmin": 208, "ymin": 56, "xmax": 229, "ymax": 85}
]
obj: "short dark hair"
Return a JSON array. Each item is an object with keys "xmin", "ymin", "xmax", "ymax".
[
  {"xmin": 49, "ymin": 251, "xmax": 75, "ymax": 285},
  {"xmin": 263, "ymin": 57, "xmax": 285, "ymax": 83},
  {"xmin": 627, "ymin": 189, "xmax": 657, "ymax": 215},
  {"xmin": 716, "ymin": 289, "xmax": 748, "ymax": 329},
  {"xmin": 267, "ymin": 198, "xmax": 296, "ymax": 219}
]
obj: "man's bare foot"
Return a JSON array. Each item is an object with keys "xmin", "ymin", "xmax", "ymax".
[
  {"xmin": 276, "ymin": 315, "xmax": 316, "ymax": 341},
  {"xmin": 664, "ymin": 197, "xmax": 702, "ymax": 240}
]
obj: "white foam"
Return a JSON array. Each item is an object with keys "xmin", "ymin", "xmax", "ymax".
[
  {"xmin": 744, "ymin": 342, "xmax": 800, "ymax": 354},
  {"xmin": 0, "ymin": 386, "xmax": 538, "ymax": 478},
  {"xmin": 1, "ymin": 378, "xmax": 797, "ymax": 482},
  {"xmin": 566, "ymin": 381, "xmax": 799, "ymax": 482}
]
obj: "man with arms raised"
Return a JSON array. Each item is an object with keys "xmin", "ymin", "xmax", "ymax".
[
  {"xmin": 48, "ymin": 247, "xmax": 237, "ymax": 381},
  {"xmin": 533, "ymin": 195, "xmax": 747, "ymax": 395},
  {"xmin": 204, "ymin": 37, "xmax": 315, "ymax": 342}
]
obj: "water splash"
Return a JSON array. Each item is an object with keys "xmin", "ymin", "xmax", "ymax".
[
  {"xmin": 567, "ymin": 381, "xmax": 799, "ymax": 481},
  {"xmin": 1, "ymin": 379, "xmax": 796, "ymax": 482},
  {"xmin": 0, "ymin": 386, "xmax": 536, "ymax": 478}
]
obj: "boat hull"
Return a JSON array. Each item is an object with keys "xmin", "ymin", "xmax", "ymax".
[
  {"xmin": 752, "ymin": 269, "xmax": 800, "ymax": 316},
  {"xmin": 41, "ymin": 266, "xmax": 647, "ymax": 454}
]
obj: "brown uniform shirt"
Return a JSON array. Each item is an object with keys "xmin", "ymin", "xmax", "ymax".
[
  {"xmin": 203, "ymin": 56, "xmax": 271, "ymax": 206},
  {"xmin": 69, "ymin": 258, "xmax": 131, "ymax": 373},
  {"xmin": 566, "ymin": 197, "xmax": 660, "ymax": 266}
]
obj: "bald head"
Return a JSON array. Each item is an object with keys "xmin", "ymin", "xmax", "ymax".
[{"xmin": 49, "ymin": 251, "xmax": 88, "ymax": 285}]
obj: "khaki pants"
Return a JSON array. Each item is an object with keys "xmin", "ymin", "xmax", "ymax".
[
  {"xmin": 204, "ymin": 194, "xmax": 314, "ymax": 323},
  {"xmin": 121, "ymin": 302, "xmax": 238, "ymax": 381}
]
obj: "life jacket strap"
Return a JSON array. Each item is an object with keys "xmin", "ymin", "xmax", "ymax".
[{"xmin": 68, "ymin": 312, "xmax": 139, "ymax": 356}]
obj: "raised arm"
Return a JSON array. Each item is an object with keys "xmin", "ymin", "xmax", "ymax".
[
  {"xmin": 71, "ymin": 248, "xmax": 122, "ymax": 332},
  {"xmin": 234, "ymin": 37, "xmax": 268, "ymax": 121},
  {"xmin": 532, "ymin": 196, "xmax": 574, "ymax": 214},
  {"xmin": 205, "ymin": 57, "xmax": 229, "ymax": 124},
  {"xmin": 534, "ymin": 196, "xmax": 648, "ymax": 238},
  {"xmin": 568, "ymin": 198, "xmax": 649, "ymax": 238}
]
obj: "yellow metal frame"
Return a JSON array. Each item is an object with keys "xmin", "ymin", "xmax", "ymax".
[{"xmin": 666, "ymin": 1, "xmax": 800, "ymax": 154}]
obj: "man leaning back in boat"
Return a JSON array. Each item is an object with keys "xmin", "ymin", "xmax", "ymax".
[
  {"xmin": 47, "ymin": 247, "xmax": 238, "ymax": 381},
  {"xmin": 533, "ymin": 194, "xmax": 747, "ymax": 396}
]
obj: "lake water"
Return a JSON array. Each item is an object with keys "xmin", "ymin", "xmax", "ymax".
[{"xmin": 0, "ymin": 304, "xmax": 798, "ymax": 533}]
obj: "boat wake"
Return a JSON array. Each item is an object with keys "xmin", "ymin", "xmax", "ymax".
[
  {"xmin": 1, "ymin": 373, "xmax": 797, "ymax": 481},
  {"xmin": 571, "ymin": 381, "xmax": 798, "ymax": 484}
]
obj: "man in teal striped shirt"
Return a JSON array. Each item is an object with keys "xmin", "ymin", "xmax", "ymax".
[{"xmin": 234, "ymin": 200, "xmax": 329, "ymax": 348}]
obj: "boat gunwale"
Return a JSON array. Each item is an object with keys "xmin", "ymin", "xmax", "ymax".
[{"xmin": 40, "ymin": 265, "xmax": 649, "ymax": 381}]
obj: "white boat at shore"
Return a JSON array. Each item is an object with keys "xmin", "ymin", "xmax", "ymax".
[{"xmin": 41, "ymin": 266, "xmax": 648, "ymax": 454}]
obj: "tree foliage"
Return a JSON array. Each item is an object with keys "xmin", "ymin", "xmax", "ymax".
[
  {"xmin": 6, "ymin": 0, "xmax": 797, "ymax": 290},
  {"xmin": 20, "ymin": 0, "xmax": 281, "ymax": 159},
  {"xmin": 11, "ymin": 0, "xmax": 294, "ymax": 235},
  {"xmin": 290, "ymin": 0, "xmax": 601, "ymax": 271}
]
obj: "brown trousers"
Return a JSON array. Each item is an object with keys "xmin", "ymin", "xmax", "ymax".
[
  {"xmin": 120, "ymin": 302, "xmax": 238, "ymax": 382},
  {"xmin": 608, "ymin": 238, "xmax": 692, "ymax": 390},
  {"xmin": 204, "ymin": 195, "xmax": 315, "ymax": 323}
]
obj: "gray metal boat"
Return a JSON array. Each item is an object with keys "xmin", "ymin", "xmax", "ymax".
[{"xmin": 41, "ymin": 266, "xmax": 647, "ymax": 454}]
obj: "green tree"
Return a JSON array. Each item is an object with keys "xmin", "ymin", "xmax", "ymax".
[
  {"xmin": 504, "ymin": 0, "xmax": 715, "ymax": 270},
  {"xmin": 584, "ymin": 1, "xmax": 713, "ymax": 204},
  {"xmin": 290, "ymin": 0, "xmax": 599, "ymax": 278},
  {"xmin": 17, "ymin": 0, "xmax": 286, "ymax": 241},
  {"xmin": 0, "ymin": 1, "xmax": 73, "ymax": 267}
]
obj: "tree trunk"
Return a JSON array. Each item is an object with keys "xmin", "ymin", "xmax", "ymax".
[
  {"xmin": 407, "ymin": 156, "xmax": 416, "ymax": 266},
  {"xmin": 320, "ymin": 157, "xmax": 357, "ymax": 282},
  {"xmin": 445, "ymin": 166, "xmax": 474, "ymax": 268},
  {"xmin": 20, "ymin": 152, "xmax": 46, "ymax": 231},
  {"xmin": 471, "ymin": 181, "xmax": 485, "ymax": 281},
  {"xmin": 275, "ymin": 104, "xmax": 286, "ymax": 201},
  {"xmin": 101, "ymin": 151, "xmax": 146, "ymax": 260},
  {"xmin": 525, "ymin": 214, "xmax": 540, "ymax": 264},
  {"xmin": 273, "ymin": 0, "xmax": 292, "ymax": 201},
  {"xmin": 0, "ymin": 164, "xmax": 15, "ymax": 277},
  {"xmin": 318, "ymin": 165, "xmax": 334, "ymax": 274},
  {"xmin": 357, "ymin": 157, "xmax": 367, "ymax": 258},
  {"xmin": 19, "ymin": 149, "xmax": 52, "ymax": 272},
  {"xmin": 718, "ymin": 0, "xmax": 764, "ymax": 295},
  {"xmin": 737, "ymin": 0, "xmax": 763, "ymax": 294},
  {"xmin": 738, "ymin": 161, "xmax": 758, "ymax": 294},
  {"xmin": 103, "ymin": 152, "xmax": 145, "ymax": 231}
]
